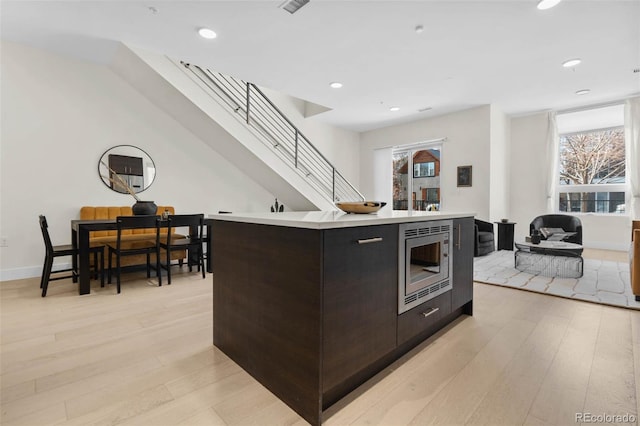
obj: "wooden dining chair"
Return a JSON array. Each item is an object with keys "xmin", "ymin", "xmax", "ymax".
[
  {"xmin": 106, "ymin": 215, "xmax": 161, "ymax": 294},
  {"xmin": 160, "ymin": 214, "xmax": 205, "ymax": 285},
  {"xmin": 39, "ymin": 215, "xmax": 104, "ymax": 297}
]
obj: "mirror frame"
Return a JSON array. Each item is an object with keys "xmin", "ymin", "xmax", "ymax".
[{"xmin": 97, "ymin": 145, "xmax": 156, "ymax": 194}]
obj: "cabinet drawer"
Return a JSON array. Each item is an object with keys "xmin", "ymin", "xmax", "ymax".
[{"xmin": 397, "ymin": 291, "xmax": 451, "ymax": 345}]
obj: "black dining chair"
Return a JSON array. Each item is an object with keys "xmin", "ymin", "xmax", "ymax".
[
  {"xmin": 39, "ymin": 215, "xmax": 104, "ymax": 297},
  {"xmin": 160, "ymin": 214, "xmax": 206, "ymax": 285},
  {"xmin": 106, "ymin": 215, "xmax": 161, "ymax": 294}
]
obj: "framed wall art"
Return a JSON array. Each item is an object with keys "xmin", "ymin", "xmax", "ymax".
[{"xmin": 457, "ymin": 165, "xmax": 472, "ymax": 187}]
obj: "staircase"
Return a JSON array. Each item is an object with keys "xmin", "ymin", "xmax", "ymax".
[
  {"xmin": 110, "ymin": 43, "xmax": 363, "ymax": 211},
  {"xmin": 181, "ymin": 63, "xmax": 363, "ymax": 206}
]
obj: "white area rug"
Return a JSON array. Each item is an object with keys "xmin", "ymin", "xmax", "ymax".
[{"xmin": 474, "ymin": 250, "xmax": 639, "ymax": 310}]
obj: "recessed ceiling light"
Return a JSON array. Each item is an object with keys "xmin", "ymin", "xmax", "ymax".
[
  {"xmin": 329, "ymin": 82, "xmax": 343, "ymax": 89},
  {"xmin": 198, "ymin": 28, "xmax": 217, "ymax": 39},
  {"xmin": 562, "ymin": 58, "xmax": 581, "ymax": 68},
  {"xmin": 575, "ymin": 89, "xmax": 590, "ymax": 95},
  {"xmin": 389, "ymin": 107, "xmax": 400, "ymax": 112},
  {"xmin": 415, "ymin": 25, "xmax": 424, "ymax": 33},
  {"xmin": 537, "ymin": 0, "xmax": 562, "ymax": 10}
]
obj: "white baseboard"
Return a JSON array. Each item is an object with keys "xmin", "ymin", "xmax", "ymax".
[{"xmin": 0, "ymin": 262, "xmax": 72, "ymax": 282}]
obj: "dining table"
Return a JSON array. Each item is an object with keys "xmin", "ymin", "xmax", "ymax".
[{"xmin": 71, "ymin": 217, "xmax": 213, "ymax": 295}]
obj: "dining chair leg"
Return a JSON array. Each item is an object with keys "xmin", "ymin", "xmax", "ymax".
[
  {"xmin": 41, "ymin": 256, "xmax": 54, "ymax": 297},
  {"xmin": 98, "ymin": 251, "xmax": 105, "ymax": 287},
  {"xmin": 40, "ymin": 256, "xmax": 48, "ymax": 289},
  {"xmin": 108, "ymin": 251, "xmax": 113, "ymax": 284},
  {"xmin": 156, "ymin": 250, "xmax": 162, "ymax": 287},
  {"xmin": 166, "ymin": 249, "xmax": 172, "ymax": 285},
  {"xmin": 92, "ymin": 251, "xmax": 97, "ymax": 280},
  {"xmin": 116, "ymin": 255, "xmax": 121, "ymax": 294},
  {"xmin": 200, "ymin": 248, "xmax": 205, "ymax": 279}
]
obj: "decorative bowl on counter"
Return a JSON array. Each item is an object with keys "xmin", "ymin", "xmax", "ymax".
[{"xmin": 335, "ymin": 201, "xmax": 387, "ymax": 214}]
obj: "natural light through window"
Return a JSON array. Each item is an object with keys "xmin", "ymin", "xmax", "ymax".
[
  {"xmin": 556, "ymin": 104, "xmax": 626, "ymax": 214},
  {"xmin": 393, "ymin": 142, "xmax": 442, "ymax": 212}
]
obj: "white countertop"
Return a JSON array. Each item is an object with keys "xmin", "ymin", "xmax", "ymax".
[{"xmin": 208, "ymin": 210, "xmax": 475, "ymax": 229}]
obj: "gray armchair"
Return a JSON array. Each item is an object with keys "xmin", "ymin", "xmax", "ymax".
[
  {"xmin": 474, "ymin": 219, "xmax": 495, "ymax": 257},
  {"xmin": 529, "ymin": 214, "xmax": 582, "ymax": 245}
]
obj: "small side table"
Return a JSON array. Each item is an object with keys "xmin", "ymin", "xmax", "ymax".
[{"xmin": 494, "ymin": 221, "xmax": 516, "ymax": 251}]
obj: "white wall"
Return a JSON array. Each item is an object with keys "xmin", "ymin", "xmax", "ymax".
[
  {"xmin": 258, "ymin": 87, "xmax": 361, "ymax": 187},
  {"xmin": 373, "ymin": 147, "xmax": 393, "ymax": 203},
  {"xmin": 489, "ymin": 106, "xmax": 510, "ymax": 221},
  {"xmin": 510, "ymin": 111, "xmax": 630, "ymax": 250},
  {"xmin": 360, "ymin": 106, "xmax": 492, "ymax": 219},
  {"xmin": 509, "ymin": 113, "xmax": 549, "ymax": 241},
  {"xmin": 0, "ymin": 40, "xmax": 278, "ymax": 280}
]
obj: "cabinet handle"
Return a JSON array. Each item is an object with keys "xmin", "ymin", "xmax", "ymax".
[
  {"xmin": 357, "ymin": 237, "xmax": 383, "ymax": 244},
  {"xmin": 456, "ymin": 224, "xmax": 461, "ymax": 250},
  {"xmin": 422, "ymin": 307, "xmax": 440, "ymax": 318}
]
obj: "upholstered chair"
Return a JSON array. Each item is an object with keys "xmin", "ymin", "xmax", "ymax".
[
  {"xmin": 474, "ymin": 219, "xmax": 495, "ymax": 257},
  {"xmin": 529, "ymin": 214, "xmax": 582, "ymax": 245}
]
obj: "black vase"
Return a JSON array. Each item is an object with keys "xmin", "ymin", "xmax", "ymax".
[
  {"xmin": 132, "ymin": 201, "xmax": 157, "ymax": 216},
  {"xmin": 531, "ymin": 230, "xmax": 541, "ymax": 245}
]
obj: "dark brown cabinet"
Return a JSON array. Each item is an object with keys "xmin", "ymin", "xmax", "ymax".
[
  {"xmin": 213, "ymin": 222, "xmax": 323, "ymax": 424},
  {"xmin": 322, "ymin": 225, "xmax": 398, "ymax": 393},
  {"xmin": 452, "ymin": 217, "xmax": 474, "ymax": 312},
  {"xmin": 212, "ymin": 216, "xmax": 474, "ymax": 426},
  {"xmin": 397, "ymin": 291, "xmax": 451, "ymax": 345}
]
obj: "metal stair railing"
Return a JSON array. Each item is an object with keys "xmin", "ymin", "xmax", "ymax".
[{"xmin": 180, "ymin": 61, "xmax": 364, "ymax": 204}]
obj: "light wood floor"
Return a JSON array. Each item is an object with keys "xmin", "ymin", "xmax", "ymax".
[
  {"xmin": 582, "ymin": 247, "xmax": 629, "ymax": 263},
  {"xmin": 1, "ymin": 250, "xmax": 638, "ymax": 426}
]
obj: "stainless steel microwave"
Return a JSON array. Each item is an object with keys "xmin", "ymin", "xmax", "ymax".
[{"xmin": 398, "ymin": 220, "xmax": 453, "ymax": 314}]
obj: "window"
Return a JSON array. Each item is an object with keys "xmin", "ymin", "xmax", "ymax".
[
  {"xmin": 556, "ymin": 105, "xmax": 626, "ymax": 214},
  {"xmin": 425, "ymin": 188, "xmax": 439, "ymax": 203},
  {"xmin": 392, "ymin": 144, "xmax": 442, "ymax": 212},
  {"xmin": 414, "ymin": 161, "xmax": 435, "ymax": 178}
]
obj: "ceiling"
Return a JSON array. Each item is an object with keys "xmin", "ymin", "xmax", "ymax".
[{"xmin": 2, "ymin": 0, "xmax": 639, "ymax": 132}]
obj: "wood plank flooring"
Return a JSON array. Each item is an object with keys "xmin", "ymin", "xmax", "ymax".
[{"xmin": 1, "ymin": 250, "xmax": 638, "ymax": 426}]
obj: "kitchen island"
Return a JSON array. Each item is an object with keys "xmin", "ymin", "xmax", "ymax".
[{"xmin": 210, "ymin": 210, "xmax": 474, "ymax": 425}]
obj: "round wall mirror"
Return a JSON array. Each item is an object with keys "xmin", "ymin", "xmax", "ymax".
[{"xmin": 98, "ymin": 145, "xmax": 156, "ymax": 194}]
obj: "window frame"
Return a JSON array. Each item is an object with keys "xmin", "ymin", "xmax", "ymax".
[
  {"xmin": 556, "ymin": 124, "xmax": 626, "ymax": 215},
  {"xmin": 413, "ymin": 161, "xmax": 436, "ymax": 178},
  {"xmin": 392, "ymin": 141, "xmax": 443, "ymax": 213}
]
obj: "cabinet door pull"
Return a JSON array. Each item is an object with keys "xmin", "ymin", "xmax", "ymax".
[
  {"xmin": 357, "ymin": 237, "xmax": 383, "ymax": 244},
  {"xmin": 456, "ymin": 224, "xmax": 461, "ymax": 250},
  {"xmin": 421, "ymin": 307, "xmax": 440, "ymax": 318}
]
